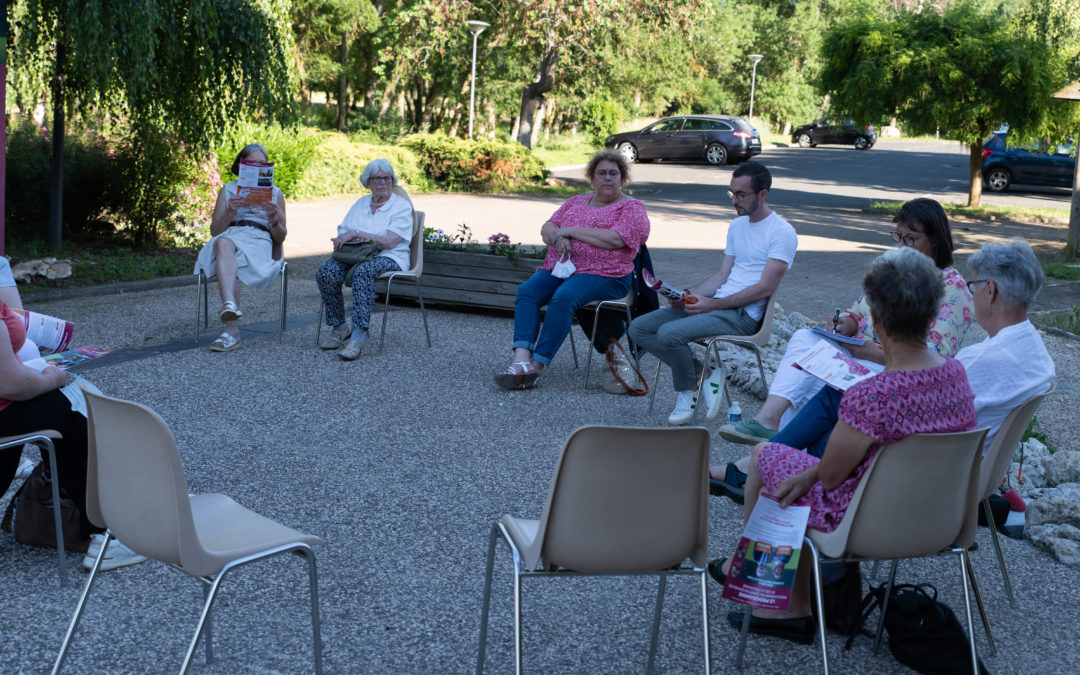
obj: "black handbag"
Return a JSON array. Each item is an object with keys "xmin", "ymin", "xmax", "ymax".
[
  {"xmin": 332, "ymin": 240, "xmax": 380, "ymax": 265},
  {"xmin": 1, "ymin": 463, "xmax": 90, "ymax": 552}
]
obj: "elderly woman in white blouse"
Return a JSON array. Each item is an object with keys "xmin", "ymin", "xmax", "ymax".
[{"xmin": 315, "ymin": 158, "xmax": 413, "ymax": 360}]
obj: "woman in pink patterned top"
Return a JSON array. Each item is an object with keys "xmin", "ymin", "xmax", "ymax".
[
  {"xmin": 495, "ymin": 150, "xmax": 650, "ymax": 390},
  {"xmin": 716, "ymin": 247, "xmax": 975, "ymax": 642}
]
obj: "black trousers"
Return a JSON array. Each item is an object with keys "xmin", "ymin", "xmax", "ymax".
[{"xmin": 0, "ymin": 389, "xmax": 99, "ymax": 537}]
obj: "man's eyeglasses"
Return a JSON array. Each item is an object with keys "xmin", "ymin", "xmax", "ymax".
[
  {"xmin": 727, "ymin": 190, "xmax": 754, "ymax": 200},
  {"xmin": 889, "ymin": 231, "xmax": 921, "ymax": 247},
  {"xmin": 966, "ymin": 279, "xmax": 991, "ymax": 292}
]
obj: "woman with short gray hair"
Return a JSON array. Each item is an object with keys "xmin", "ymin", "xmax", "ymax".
[
  {"xmin": 316, "ymin": 158, "xmax": 414, "ymax": 360},
  {"xmin": 968, "ymin": 238, "xmax": 1043, "ymax": 307}
]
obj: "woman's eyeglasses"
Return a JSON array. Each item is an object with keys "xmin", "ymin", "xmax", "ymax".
[
  {"xmin": 965, "ymin": 279, "xmax": 990, "ymax": 292},
  {"xmin": 889, "ymin": 231, "xmax": 920, "ymax": 247}
]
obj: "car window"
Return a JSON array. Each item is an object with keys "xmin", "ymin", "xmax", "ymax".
[
  {"xmin": 683, "ymin": 119, "xmax": 731, "ymax": 131},
  {"xmin": 652, "ymin": 119, "xmax": 683, "ymax": 132}
]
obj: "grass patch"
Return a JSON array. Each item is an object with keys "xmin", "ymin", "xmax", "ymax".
[
  {"xmin": 8, "ymin": 240, "xmax": 197, "ymax": 290},
  {"xmin": 1034, "ymin": 305, "xmax": 1080, "ymax": 335},
  {"xmin": 532, "ymin": 134, "xmax": 601, "ymax": 168},
  {"xmin": 871, "ymin": 200, "xmax": 1069, "ymax": 224},
  {"xmin": 1043, "ymin": 262, "xmax": 1080, "ymax": 280},
  {"xmin": 507, "ymin": 183, "xmax": 581, "ymax": 197}
]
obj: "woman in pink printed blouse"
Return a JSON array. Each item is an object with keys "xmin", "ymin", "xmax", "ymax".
[
  {"xmin": 715, "ymin": 247, "xmax": 976, "ymax": 643},
  {"xmin": 495, "ymin": 150, "xmax": 650, "ymax": 390}
]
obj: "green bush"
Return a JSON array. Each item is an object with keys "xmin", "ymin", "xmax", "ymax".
[
  {"xmin": 292, "ymin": 134, "xmax": 431, "ymax": 199},
  {"xmin": 213, "ymin": 121, "xmax": 324, "ymax": 198},
  {"xmin": 401, "ymin": 133, "xmax": 545, "ymax": 192},
  {"xmin": 580, "ymin": 97, "xmax": 624, "ymax": 145}
]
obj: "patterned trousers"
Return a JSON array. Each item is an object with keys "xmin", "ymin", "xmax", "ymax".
[{"xmin": 316, "ymin": 256, "xmax": 401, "ymax": 331}]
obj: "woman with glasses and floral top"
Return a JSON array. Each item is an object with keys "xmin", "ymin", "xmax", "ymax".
[
  {"xmin": 316, "ymin": 158, "xmax": 414, "ymax": 361},
  {"xmin": 494, "ymin": 150, "xmax": 650, "ymax": 390},
  {"xmin": 716, "ymin": 198, "xmax": 974, "ymax": 450}
]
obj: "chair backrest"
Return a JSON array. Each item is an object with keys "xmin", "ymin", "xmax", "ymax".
[
  {"xmin": 83, "ymin": 388, "xmax": 200, "ymax": 568},
  {"xmin": 748, "ymin": 293, "xmax": 778, "ymax": 347},
  {"xmin": 408, "ymin": 211, "xmax": 426, "ymax": 276},
  {"xmin": 977, "ymin": 390, "xmax": 1050, "ymax": 502},
  {"xmin": 812, "ymin": 428, "xmax": 988, "ymax": 560},
  {"xmin": 521, "ymin": 426, "xmax": 710, "ymax": 573}
]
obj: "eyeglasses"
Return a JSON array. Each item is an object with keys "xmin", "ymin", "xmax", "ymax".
[
  {"xmin": 889, "ymin": 231, "xmax": 922, "ymax": 247},
  {"xmin": 966, "ymin": 279, "xmax": 991, "ymax": 292},
  {"xmin": 727, "ymin": 190, "xmax": 754, "ymax": 200},
  {"xmin": 593, "ymin": 170, "xmax": 621, "ymax": 178},
  {"xmin": 368, "ymin": 176, "xmax": 393, "ymax": 183}
]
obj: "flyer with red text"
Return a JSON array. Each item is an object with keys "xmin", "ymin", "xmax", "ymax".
[{"xmin": 721, "ymin": 494, "xmax": 810, "ymax": 611}]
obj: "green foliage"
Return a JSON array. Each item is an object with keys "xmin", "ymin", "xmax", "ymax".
[
  {"xmin": 292, "ymin": 133, "xmax": 432, "ymax": 198},
  {"xmin": 214, "ymin": 121, "xmax": 324, "ymax": 198},
  {"xmin": 401, "ymin": 133, "xmax": 545, "ymax": 192},
  {"xmin": 9, "ymin": 240, "xmax": 196, "ymax": 288},
  {"xmin": 1021, "ymin": 416, "xmax": 1058, "ymax": 454},
  {"xmin": 423, "ymin": 224, "xmax": 546, "ymax": 260},
  {"xmin": 580, "ymin": 97, "xmax": 624, "ymax": 145},
  {"xmin": 1043, "ymin": 262, "xmax": 1080, "ymax": 280}
]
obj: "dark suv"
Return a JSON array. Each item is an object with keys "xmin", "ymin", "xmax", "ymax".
[
  {"xmin": 982, "ymin": 132, "xmax": 1076, "ymax": 193},
  {"xmin": 604, "ymin": 115, "xmax": 762, "ymax": 165},
  {"xmin": 792, "ymin": 117, "xmax": 876, "ymax": 150}
]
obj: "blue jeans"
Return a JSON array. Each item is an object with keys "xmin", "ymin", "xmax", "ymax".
[
  {"xmin": 769, "ymin": 386, "xmax": 843, "ymax": 459},
  {"xmin": 513, "ymin": 270, "xmax": 632, "ymax": 365}
]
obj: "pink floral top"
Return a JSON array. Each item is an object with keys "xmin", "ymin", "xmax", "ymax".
[
  {"xmin": 541, "ymin": 194, "xmax": 650, "ymax": 278},
  {"xmin": 844, "ymin": 265, "xmax": 973, "ymax": 356}
]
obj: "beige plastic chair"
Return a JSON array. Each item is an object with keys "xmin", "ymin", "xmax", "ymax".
[
  {"xmin": 757, "ymin": 428, "xmax": 988, "ymax": 674},
  {"xmin": 646, "ymin": 295, "xmax": 778, "ymax": 421},
  {"xmin": 315, "ymin": 210, "xmax": 432, "ymax": 354},
  {"xmin": 476, "ymin": 425, "xmax": 712, "ymax": 674},
  {"xmin": 53, "ymin": 389, "xmax": 323, "ymax": 675},
  {"xmin": 0, "ymin": 430, "xmax": 67, "ymax": 586},
  {"xmin": 195, "ymin": 242, "xmax": 288, "ymax": 342}
]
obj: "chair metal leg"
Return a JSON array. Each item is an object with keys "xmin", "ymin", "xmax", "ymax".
[
  {"xmin": 182, "ymin": 569, "xmax": 229, "ymax": 674},
  {"xmin": 379, "ymin": 277, "xmax": 394, "ymax": 354},
  {"xmin": 648, "ymin": 359, "xmax": 662, "ymax": 413},
  {"xmin": 40, "ymin": 440, "xmax": 67, "ymax": 586},
  {"xmin": 512, "ymin": 552, "xmax": 524, "ymax": 675},
  {"xmin": 699, "ymin": 569, "xmax": 711, "ymax": 675},
  {"xmin": 569, "ymin": 326, "xmax": 579, "ymax": 368},
  {"xmin": 476, "ymin": 523, "xmax": 500, "ymax": 675},
  {"xmin": 316, "ymin": 303, "xmax": 325, "ymax": 345},
  {"xmin": 751, "ymin": 345, "xmax": 767, "ymax": 397},
  {"xmin": 415, "ymin": 281, "xmax": 432, "ymax": 348},
  {"xmin": 956, "ymin": 548, "xmax": 981, "ymax": 674},
  {"xmin": 647, "ymin": 575, "xmax": 667, "ymax": 674},
  {"xmin": 52, "ymin": 531, "xmax": 112, "ymax": 674},
  {"xmin": 194, "ymin": 272, "xmax": 204, "ymax": 342},
  {"xmin": 964, "ymin": 549, "xmax": 997, "ymax": 655},
  {"xmin": 874, "ymin": 560, "xmax": 900, "ymax": 654},
  {"xmin": 805, "ymin": 538, "xmax": 830, "ymax": 675},
  {"xmin": 734, "ymin": 608, "xmax": 752, "ymax": 669},
  {"xmin": 297, "ymin": 547, "xmax": 324, "ymax": 675},
  {"xmin": 201, "ymin": 582, "xmax": 215, "ymax": 665},
  {"xmin": 984, "ymin": 498, "xmax": 1016, "ymax": 606},
  {"xmin": 278, "ymin": 261, "xmax": 288, "ymax": 341}
]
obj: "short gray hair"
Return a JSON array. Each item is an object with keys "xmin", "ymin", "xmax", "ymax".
[
  {"xmin": 968, "ymin": 238, "xmax": 1043, "ymax": 307},
  {"xmin": 360, "ymin": 158, "xmax": 398, "ymax": 188},
  {"xmin": 862, "ymin": 247, "xmax": 944, "ymax": 343}
]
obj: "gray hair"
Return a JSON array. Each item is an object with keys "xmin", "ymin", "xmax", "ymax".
[
  {"xmin": 862, "ymin": 247, "xmax": 944, "ymax": 343},
  {"xmin": 968, "ymin": 238, "xmax": 1043, "ymax": 307},
  {"xmin": 360, "ymin": 158, "xmax": 398, "ymax": 188}
]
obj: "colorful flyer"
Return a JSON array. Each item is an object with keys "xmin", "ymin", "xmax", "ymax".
[
  {"xmin": 721, "ymin": 494, "xmax": 810, "ymax": 611},
  {"xmin": 42, "ymin": 345, "xmax": 114, "ymax": 370}
]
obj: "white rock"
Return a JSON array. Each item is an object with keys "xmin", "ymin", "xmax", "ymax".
[
  {"xmin": 1025, "ymin": 523, "xmax": 1080, "ymax": 565},
  {"xmin": 11, "ymin": 257, "xmax": 74, "ymax": 282},
  {"xmin": 1044, "ymin": 450, "xmax": 1080, "ymax": 487},
  {"xmin": 1025, "ymin": 490, "xmax": 1080, "ymax": 528}
]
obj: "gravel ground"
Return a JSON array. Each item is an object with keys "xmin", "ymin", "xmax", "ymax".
[{"xmin": 2, "ymin": 263, "xmax": 1079, "ymax": 674}]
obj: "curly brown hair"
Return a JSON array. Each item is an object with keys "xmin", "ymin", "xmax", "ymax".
[{"xmin": 585, "ymin": 150, "xmax": 631, "ymax": 185}]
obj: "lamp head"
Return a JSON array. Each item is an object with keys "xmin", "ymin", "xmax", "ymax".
[
  {"xmin": 749, "ymin": 54, "xmax": 764, "ymax": 65},
  {"xmin": 467, "ymin": 20, "xmax": 490, "ymax": 36}
]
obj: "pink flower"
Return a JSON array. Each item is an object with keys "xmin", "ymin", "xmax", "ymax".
[
  {"xmin": 938, "ymin": 304, "xmax": 952, "ymax": 320},
  {"xmin": 962, "ymin": 306, "xmax": 971, "ymax": 321},
  {"xmin": 929, "ymin": 330, "xmax": 942, "ymax": 346}
]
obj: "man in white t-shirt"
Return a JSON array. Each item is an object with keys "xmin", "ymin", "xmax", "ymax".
[{"xmin": 629, "ymin": 161, "xmax": 798, "ymax": 425}]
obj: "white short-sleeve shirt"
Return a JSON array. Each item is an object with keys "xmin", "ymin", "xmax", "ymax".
[
  {"xmin": 714, "ymin": 211, "xmax": 798, "ymax": 321},
  {"xmin": 337, "ymin": 193, "xmax": 414, "ymax": 272}
]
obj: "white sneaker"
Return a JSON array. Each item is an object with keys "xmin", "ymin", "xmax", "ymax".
[
  {"xmin": 702, "ymin": 368, "xmax": 726, "ymax": 421},
  {"xmin": 668, "ymin": 391, "xmax": 697, "ymax": 425},
  {"xmin": 83, "ymin": 534, "xmax": 148, "ymax": 571},
  {"xmin": 15, "ymin": 457, "xmax": 36, "ymax": 479}
]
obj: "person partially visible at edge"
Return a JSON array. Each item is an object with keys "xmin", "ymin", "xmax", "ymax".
[
  {"xmin": 627, "ymin": 161, "xmax": 797, "ymax": 425},
  {"xmin": 315, "ymin": 158, "xmax": 414, "ymax": 361},
  {"xmin": 717, "ymin": 197, "xmax": 973, "ymax": 452},
  {"xmin": 0, "ymin": 258, "xmax": 23, "ymax": 309},
  {"xmin": 711, "ymin": 247, "xmax": 975, "ymax": 645},
  {"xmin": 494, "ymin": 149, "xmax": 650, "ymax": 390},
  {"xmin": 193, "ymin": 143, "xmax": 287, "ymax": 352}
]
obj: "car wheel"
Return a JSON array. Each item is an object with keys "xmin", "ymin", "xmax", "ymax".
[
  {"xmin": 854, "ymin": 136, "xmax": 870, "ymax": 150},
  {"xmin": 705, "ymin": 143, "xmax": 728, "ymax": 165},
  {"xmin": 617, "ymin": 142, "xmax": 638, "ymax": 163},
  {"xmin": 797, "ymin": 133, "xmax": 813, "ymax": 148},
  {"xmin": 985, "ymin": 167, "xmax": 1012, "ymax": 192}
]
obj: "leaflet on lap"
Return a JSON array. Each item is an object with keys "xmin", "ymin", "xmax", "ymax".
[
  {"xmin": 793, "ymin": 340, "xmax": 882, "ymax": 392},
  {"xmin": 722, "ymin": 494, "xmax": 810, "ymax": 611}
]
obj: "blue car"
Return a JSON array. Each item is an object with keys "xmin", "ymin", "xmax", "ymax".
[{"xmin": 982, "ymin": 132, "xmax": 1076, "ymax": 193}]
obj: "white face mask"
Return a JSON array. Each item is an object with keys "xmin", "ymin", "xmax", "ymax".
[{"xmin": 551, "ymin": 254, "xmax": 576, "ymax": 279}]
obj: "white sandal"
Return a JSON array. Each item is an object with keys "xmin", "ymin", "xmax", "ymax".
[
  {"xmin": 219, "ymin": 301, "xmax": 243, "ymax": 322},
  {"xmin": 209, "ymin": 332, "xmax": 240, "ymax": 352},
  {"xmin": 494, "ymin": 361, "xmax": 540, "ymax": 390}
]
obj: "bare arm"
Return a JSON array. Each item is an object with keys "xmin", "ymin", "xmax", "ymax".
[
  {"xmin": 686, "ymin": 258, "xmax": 788, "ymax": 314},
  {"xmin": 770, "ymin": 419, "xmax": 875, "ymax": 507},
  {"xmin": 554, "ymin": 226, "xmax": 626, "ymax": 250},
  {"xmin": 0, "ymin": 320, "xmax": 65, "ymax": 401},
  {"xmin": 209, "ymin": 188, "xmax": 245, "ymax": 237},
  {"xmin": 262, "ymin": 195, "xmax": 288, "ymax": 245}
]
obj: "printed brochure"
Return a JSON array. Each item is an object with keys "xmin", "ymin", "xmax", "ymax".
[{"xmin": 721, "ymin": 494, "xmax": 810, "ymax": 611}]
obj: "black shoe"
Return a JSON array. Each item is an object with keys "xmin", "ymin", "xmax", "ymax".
[
  {"xmin": 726, "ymin": 612, "xmax": 815, "ymax": 645},
  {"xmin": 707, "ymin": 557, "xmax": 727, "ymax": 585},
  {"xmin": 708, "ymin": 462, "xmax": 747, "ymax": 504}
]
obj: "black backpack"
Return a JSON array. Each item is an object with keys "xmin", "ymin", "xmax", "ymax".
[{"xmin": 852, "ymin": 582, "xmax": 988, "ymax": 674}]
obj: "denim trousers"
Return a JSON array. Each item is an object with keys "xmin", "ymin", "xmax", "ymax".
[
  {"xmin": 513, "ymin": 270, "xmax": 632, "ymax": 365},
  {"xmin": 769, "ymin": 385, "xmax": 843, "ymax": 459}
]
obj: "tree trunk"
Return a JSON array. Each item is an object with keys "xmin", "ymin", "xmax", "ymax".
[
  {"xmin": 966, "ymin": 142, "xmax": 983, "ymax": 208},
  {"xmin": 379, "ymin": 67, "xmax": 403, "ymax": 116},
  {"xmin": 485, "ymin": 101, "xmax": 496, "ymax": 139},
  {"xmin": 517, "ymin": 44, "xmax": 559, "ymax": 148},
  {"xmin": 1067, "ymin": 120, "xmax": 1080, "ymax": 258},
  {"xmin": 49, "ymin": 40, "xmax": 66, "ymax": 251},
  {"xmin": 336, "ymin": 35, "xmax": 349, "ymax": 131},
  {"xmin": 510, "ymin": 114, "xmax": 520, "ymax": 141}
]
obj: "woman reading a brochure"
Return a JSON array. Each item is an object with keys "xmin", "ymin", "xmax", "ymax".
[
  {"xmin": 712, "ymin": 247, "xmax": 975, "ymax": 643},
  {"xmin": 194, "ymin": 144, "xmax": 287, "ymax": 352}
]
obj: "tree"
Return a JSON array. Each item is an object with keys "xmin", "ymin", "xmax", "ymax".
[
  {"xmin": 817, "ymin": 0, "xmax": 1077, "ymax": 207},
  {"xmin": 8, "ymin": 0, "xmax": 297, "ymax": 248}
]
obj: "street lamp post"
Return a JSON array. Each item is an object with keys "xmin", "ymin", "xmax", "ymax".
[
  {"xmin": 466, "ymin": 20, "xmax": 490, "ymax": 140},
  {"xmin": 748, "ymin": 54, "xmax": 764, "ymax": 122}
]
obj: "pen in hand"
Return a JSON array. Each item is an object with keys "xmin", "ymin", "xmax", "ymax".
[{"xmin": 833, "ymin": 307, "xmax": 841, "ymax": 332}]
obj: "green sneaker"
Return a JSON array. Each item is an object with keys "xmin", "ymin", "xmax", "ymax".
[{"xmin": 718, "ymin": 419, "xmax": 776, "ymax": 445}]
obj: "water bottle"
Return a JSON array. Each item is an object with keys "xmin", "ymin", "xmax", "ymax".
[{"xmin": 727, "ymin": 401, "xmax": 742, "ymax": 424}]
